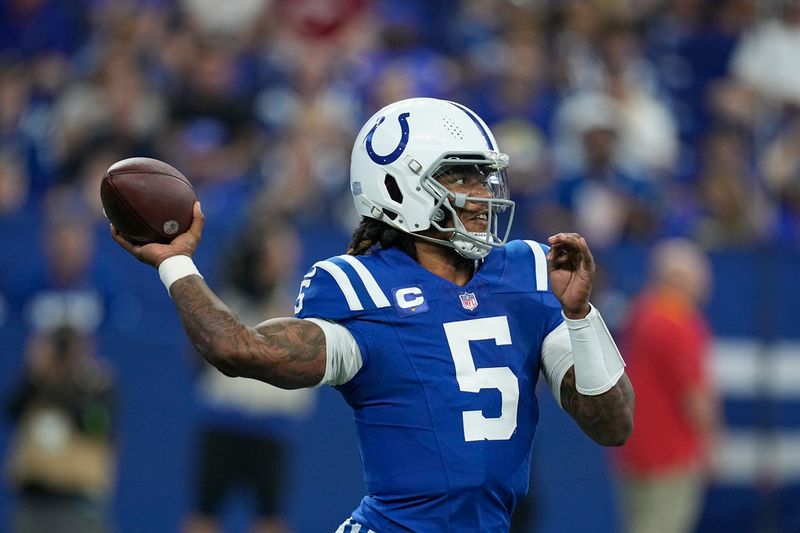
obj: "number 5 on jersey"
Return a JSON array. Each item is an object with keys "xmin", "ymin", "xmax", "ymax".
[{"xmin": 444, "ymin": 316, "xmax": 519, "ymax": 442}]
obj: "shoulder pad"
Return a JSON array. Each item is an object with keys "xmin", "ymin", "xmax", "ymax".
[
  {"xmin": 503, "ymin": 239, "xmax": 551, "ymax": 293},
  {"xmin": 294, "ymin": 254, "xmax": 391, "ymax": 320}
]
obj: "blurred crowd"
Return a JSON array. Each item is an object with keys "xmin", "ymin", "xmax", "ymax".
[
  {"xmin": 1, "ymin": 0, "xmax": 800, "ymax": 258},
  {"xmin": 1, "ymin": 0, "xmax": 799, "ymax": 530}
]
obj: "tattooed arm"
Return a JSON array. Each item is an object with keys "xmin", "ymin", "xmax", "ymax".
[
  {"xmin": 170, "ymin": 276, "xmax": 326, "ymax": 388},
  {"xmin": 110, "ymin": 202, "xmax": 326, "ymax": 389},
  {"xmin": 546, "ymin": 232, "xmax": 634, "ymax": 446},
  {"xmin": 561, "ymin": 367, "xmax": 634, "ymax": 446}
]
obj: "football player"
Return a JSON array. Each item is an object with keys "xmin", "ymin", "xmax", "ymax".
[{"xmin": 111, "ymin": 97, "xmax": 634, "ymax": 532}]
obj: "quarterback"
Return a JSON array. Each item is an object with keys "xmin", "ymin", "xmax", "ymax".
[{"xmin": 111, "ymin": 97, "xmax": 634, "ymax": 532}]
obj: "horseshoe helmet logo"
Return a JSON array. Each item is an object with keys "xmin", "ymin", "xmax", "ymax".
[{"xmin": 365, "ymin": 112, "xmax": 411, "ymax": 165}]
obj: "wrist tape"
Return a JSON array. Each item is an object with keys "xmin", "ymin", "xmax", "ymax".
[
  {"xmin": 158, "ymin": 255, "xmax": 202, "ymax": 295},
  {"xmin": 563, "ymin": 305, "xmax": 625, "ymax": 395}
]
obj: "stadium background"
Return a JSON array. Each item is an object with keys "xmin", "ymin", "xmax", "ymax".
[{"xmin": 1, "ymin": 0, "xmax": 800, "ymax": 531}]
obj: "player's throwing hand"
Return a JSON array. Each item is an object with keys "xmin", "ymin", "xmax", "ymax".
[{"xmin": 111, "ymin": 201, "xmax": 205, "ymax": 268}]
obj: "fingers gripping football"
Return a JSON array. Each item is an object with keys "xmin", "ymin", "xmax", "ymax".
[{"xmin": 110, "ymin": 201, "xmax": 204, "ymax": 268}]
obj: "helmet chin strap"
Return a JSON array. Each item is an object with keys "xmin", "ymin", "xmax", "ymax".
[
  {"xmin": 449, "ymin": 231, "xmax": 492, "ymax": 260},
  {"xmin": 435, "ymin": 193, "xmax": 494, "ymax": 260}
]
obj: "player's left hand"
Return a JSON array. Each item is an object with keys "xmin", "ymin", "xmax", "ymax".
[{"xmin": 547, "ymin": 232, "xmax": 595, "ymax": 319}]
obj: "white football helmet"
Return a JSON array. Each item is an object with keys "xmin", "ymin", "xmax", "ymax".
[{"xmin": 350, "ymin": 97, "xmax": 515, "ymax": 260}]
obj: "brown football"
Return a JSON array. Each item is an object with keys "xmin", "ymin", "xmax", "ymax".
[{"xmin": 100, "ymin": 157, "xmax": 197, "ymax": 245}]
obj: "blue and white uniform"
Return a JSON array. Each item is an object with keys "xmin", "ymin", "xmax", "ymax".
[{"xmin": 295, "ymin": 240, "xmax": 572, "ymax": 532}]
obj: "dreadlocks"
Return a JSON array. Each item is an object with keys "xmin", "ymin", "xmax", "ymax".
[{"xmin": 347, "ymin": 217, "xmax": 418, "ymax": 259}]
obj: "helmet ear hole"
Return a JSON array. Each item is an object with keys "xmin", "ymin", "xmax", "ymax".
[
  {"xmin": 384, "ymin": 174, "xmax": 404, "ymax": 204},
  {"xmin": 382, "ymin": 208, "xmax": 399, "ymax": 220}
]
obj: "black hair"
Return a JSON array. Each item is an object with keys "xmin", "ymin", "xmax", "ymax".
[{"xmin": 347, "ymin": 216, "xmax": 417, "ymax": 259}]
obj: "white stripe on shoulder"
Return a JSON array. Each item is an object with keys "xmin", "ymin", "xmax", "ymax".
[
  {"xmin": 337, "ymin": 254, "xmax": 391, "ymax": 308},
  {"xmin": 523, "ymin": 240, "xmax": 549, "ymax": 291},
  {"xmin": 313, "ymin": 260, "xmax": 364, "ymax": 311}
]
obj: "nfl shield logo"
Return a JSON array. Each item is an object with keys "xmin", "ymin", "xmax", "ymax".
[{"xmin": 459, "ymin": 292, "xmax": 478, "ymax": 311}]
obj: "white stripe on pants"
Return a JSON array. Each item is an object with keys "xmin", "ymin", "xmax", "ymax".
[{"xmin": 335, "ymin": 516, "xmax": 376, "ymax": 533}]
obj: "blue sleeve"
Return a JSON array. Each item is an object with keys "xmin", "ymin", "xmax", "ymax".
[
  {"xmin": 294, "ymin": 263, "xmax": 360, "ymax": 321},
  {"xmin": 538, "ymin": 285, "xmax": 565, "ymax": 338},
  {"xmin": 293, "ymin": 261, "xmax": 374, "ymax": 372},
  {"xmin": 505, "ymin": 239, "xmax": 564, "ymax": 338}
]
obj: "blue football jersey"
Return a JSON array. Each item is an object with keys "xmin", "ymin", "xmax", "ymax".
[{"xmin": 295, "ymin": 240, "xmax": 564, "ymax": 532}]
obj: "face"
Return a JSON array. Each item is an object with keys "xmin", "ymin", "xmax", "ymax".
[{"xmin": 434, "ymin": 165, "xmax": 494, "ymax": 234}]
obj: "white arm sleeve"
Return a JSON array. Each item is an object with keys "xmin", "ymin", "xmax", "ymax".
[
  {"xmin": 304, "ymin": 318, "xmax": 363, "ymax": 386},
  {"xmin": 562, "ymin": 304, "xmax": 626, "ymax": 396},
  {"xmin": 540, "ymin": 305, "xmax": 627, "ymax": 407},
  {"xmin": 540, "ymin": 322, "xmax": 575, "ymax": 408}
]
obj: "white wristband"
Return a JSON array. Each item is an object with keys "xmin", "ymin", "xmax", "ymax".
[
  {"xmin": 563, "ymin": 304, "xmax": 625, "ymax": 396},
  {"xmin": 158, "ymin": 255, "xmax": 202, "ymax": 295}
]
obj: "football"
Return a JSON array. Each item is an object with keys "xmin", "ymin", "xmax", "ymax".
[{"xmin": 100, "ymin": 157, "xmax": 197, "ymax": 245}]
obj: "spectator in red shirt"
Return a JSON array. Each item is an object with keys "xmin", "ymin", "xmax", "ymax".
[{"xmin": 615, "ymin": 238, "xmax": 721, "ymax": 533}]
